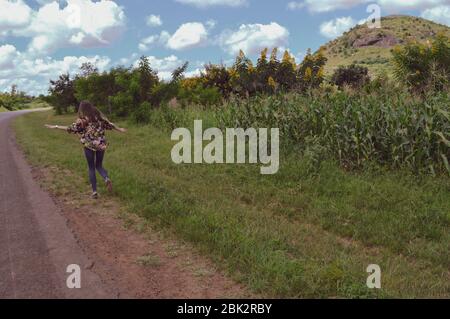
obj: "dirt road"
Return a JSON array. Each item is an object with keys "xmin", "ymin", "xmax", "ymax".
[{"xmin": 0, "ymin": 110, "xmax": 114, "ymax": 298}]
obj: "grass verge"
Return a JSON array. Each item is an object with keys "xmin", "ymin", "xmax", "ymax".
[{"xmin": 13, "ymin": 111, "xmax": 450, "ymax": 298}]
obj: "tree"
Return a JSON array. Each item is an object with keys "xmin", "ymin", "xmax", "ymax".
[
  {"xmin": 392, "ymin": 34, "xmax": 450, "ymax": 94},
  {"xmin": 150, "ymin": 62, "xmax": 189, "ymax": 107},
  {"xmin": 297, "ymin": 48, "xmax": 327, "ymax": 92},
  {"xmin": 79, "ymin": 62, "xmax": 98, "ymax": 78},
  {"xmin": 137, "ymin": 56, "xmax": 159, "ymax": 104},
  {"xmin": 277, "ymin": 50, "xmax": 297, "ymax": 91},
  {"xmin": 74, "ymin": 69, "xmax": 119, "ymax": 115},
  {"xmin": 48, "ymin": 73, "xmax": 77, "ymax": 114},
  {"xmin": 230, "ymin": 50, "xmax": 257, "ymax": 96},
  {"xmin": 201, "ymin": 63, "xmax": 232, "ymax": 97},
  {"xmin": 256, "ymin": 48, "xmax": 270, "ymax": 92},
  {"xmin": 10, "ymin": 84, "xmax": 17, "ymax": 96},
  {"xmin": 268, "ymin": 48, "xmax": 280, "ymax": 78}
]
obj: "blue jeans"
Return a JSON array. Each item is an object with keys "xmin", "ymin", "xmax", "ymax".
[{"xmin": 84, "ymin": 148, "xmax": 109, "ymax": 192}]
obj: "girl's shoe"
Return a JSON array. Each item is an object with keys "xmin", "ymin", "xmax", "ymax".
[
  {"xmin": 105, "ymin": 179, "xmax": 113, "ymax": 193},
  {"xmin": 92, "ymin": 192, "xmax": 99, "ymax": 199}
]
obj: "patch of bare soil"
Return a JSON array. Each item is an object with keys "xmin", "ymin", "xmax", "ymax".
[
  {"xmin": 32, "ymin": 166, "xmax": 250, "ymax": 299},
  {"xmin": 352, "ymin": 33, "xmax": 399, "ymax": 48}
]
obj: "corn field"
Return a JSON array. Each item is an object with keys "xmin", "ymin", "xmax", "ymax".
[{"xmin": 217, "ymin": 92, "xmax": 450, "ymax": 175}]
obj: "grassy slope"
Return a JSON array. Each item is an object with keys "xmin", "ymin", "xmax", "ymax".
[
  {"xmin": 322, "ymin": 15, "xmax": 450, "ymax": 76},
  {"xmin": 0, "ymin": 106, "xmax": 8, "ymax": 113},
  {"xmin": 14, "ymin": 111, "xmax": 450, "ymax": 298}
]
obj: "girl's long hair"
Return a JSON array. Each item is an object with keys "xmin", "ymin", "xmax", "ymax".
[{"xmin": 78, "ymin": 101, "xmax": 110, "ymax": 123}]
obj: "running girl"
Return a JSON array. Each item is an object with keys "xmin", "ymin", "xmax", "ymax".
[{"xmin": 45, "ymin": 101, "xmax": 126, "ymax": 199}]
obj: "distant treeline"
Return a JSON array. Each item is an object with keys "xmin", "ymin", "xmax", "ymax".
[
  {"xmin": 46, "ymin": 47, "xmax": 327, "ymax": 119},
  {"xmin": 46, "ymin": 34, "xmax": 449, "ymax": 122},
  {"xmin": 0, "ymin": 85, "xmax": 36, "ymax": 111}
]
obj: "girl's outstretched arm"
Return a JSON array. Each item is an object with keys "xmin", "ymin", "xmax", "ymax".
[
  {"xmin": 108, "ymin": 122, "xmax": 127, "ymax": 133},
  {"xmin": 113, "ymin": 125, "xmax": 127, "ymax": 133},
  {"xmin": 45, "ymin": 124, "xmax": 69, "ymax": 130},
  {"xmin": 100, "ymin": 114, "xmax": 126, "ymax": 133}
]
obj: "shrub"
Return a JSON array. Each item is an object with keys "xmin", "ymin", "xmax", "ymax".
[
  {"xmin": 179, "ymin": 85, "xmax": 221, "ymax": 107},
  {"xmin": 149, "ymin": 104, "xmax": 188, "ymax": 131},
  {"xmin": 133, "ymin": 101, "xmax": 152, "ymax": 124},
  {"xmin": 331, "ymin": 64, "xmax": 371, "ymax": 89}
]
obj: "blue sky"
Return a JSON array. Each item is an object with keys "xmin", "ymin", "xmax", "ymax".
[{"xmin": 1, "ymin": 0, "xmax": 449, "ymax": 95}]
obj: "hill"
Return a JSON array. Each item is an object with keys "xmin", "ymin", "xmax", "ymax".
[{"xmin": 321, "ymin": 15, "xmax": 450, "ymax": 76}]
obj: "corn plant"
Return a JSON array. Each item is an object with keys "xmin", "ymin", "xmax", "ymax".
[{"xmin": 217, "ymin": 92, "xmax": 450, "ymax": 175}]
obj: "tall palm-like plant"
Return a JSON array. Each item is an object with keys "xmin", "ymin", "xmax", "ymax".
[{"xmin": 392, "ymin": 34, "xmax": 450, "ymax": 95}]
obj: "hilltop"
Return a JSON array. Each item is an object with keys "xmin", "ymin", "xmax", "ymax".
[{"xmin": 321, "ymin": 15, "xmax": 450, "ymax": 76}]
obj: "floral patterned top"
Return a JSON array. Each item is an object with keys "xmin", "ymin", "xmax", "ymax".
[{"xmin": 67, "ymin": 117, "xmax": 114, "ymax": 152}]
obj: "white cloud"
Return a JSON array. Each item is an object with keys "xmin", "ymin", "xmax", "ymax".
[
  {"xmin": 0, "ymin": 0, "xmax": 126, "ymax": 55},
  {"xmin": 167, "ymin": 22, "xmax": 208, "ymax": 50},
  {"xmin": 137, "ymin": 30, "xmax": 170, "ymax": 51},
  {"xmin": 220, "ymin": 22, "xmax": 289, "ymax": 56},
  {"xmin": 0, "ymin": 52, "xmax": 110, "ymax": 95},
  {"xmin": 205, "ymin": 19, "xmax": 217, "ymax": 29},
  {"xmin": 287, "ymin": 1, "xmax": 305, "ymax": 10},
  {"xmin": 320, "ymin": 16, "xmax": 356, "ymax": 39},
  {"xmin": 295, "ymin": 0, "xmax": 450, "ymax": 13},
  {"xmin": 138, "ymin": 35, "xmax": 159, "ymax": 51},
  {"xmin": 300, "ymin": 0, "xmax": 369, "ymax": 13},
  {"xmin": 174, "ymin": 0, "xmax": 248, "ymax": 8},
  {"xmin": 146, "ymin": 14, "xmax": 162, "ymax": 27},
  {"xmin": 185, "ymin": 67, "xmax": 203, "ymax": 78},
  {"xmin": 378, "ymin": 0, "xmax": 450, "ymax": 12},
  {"xmin": 0, "ymin": 1, "xmax": 119, "ymax": 95},
  {"xmin": 0, "ymin": 77, "xmax": 48, "ymax": 96},
  {"xmin": 34, "ymin": 0, "xmax": 60, "ymax": 4},
  {"xmin": 293, "ymin": 51, "xmax": 306, "ymax": 64},
  {"xmin": 0, "ymin": 0, "xmax": 32, "ymax": 31},
  {"xmin": 421, "ymin": 5, "xmax": 450, "ymax": 26},
  {"xmin": 139, "ymin": 21, "xmax": 210, "ymax": 52},
  {"xmin": 0, "ymin": 44, "xmax": 18, "ymax": 70}
]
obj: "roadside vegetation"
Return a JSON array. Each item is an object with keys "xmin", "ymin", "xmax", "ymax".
[
  {"xmin": 13, "ymin": 28, "xmax": 450, "ymax": 298},
  {"xmin": 46, "ymin": 34, "xmax": 450, "ymax": 175},
  {"xmin": 0, "ymin": 84, "xmax": 47, "ymax": 112}
]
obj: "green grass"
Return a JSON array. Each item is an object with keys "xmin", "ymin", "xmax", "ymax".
[
  {"xmin": 13, "ymin": 111, "xmax": 450, "ymax": 298},
  {"xmin": 0, "ymin": 106, "xmax": 8, "ymax": 113}
]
